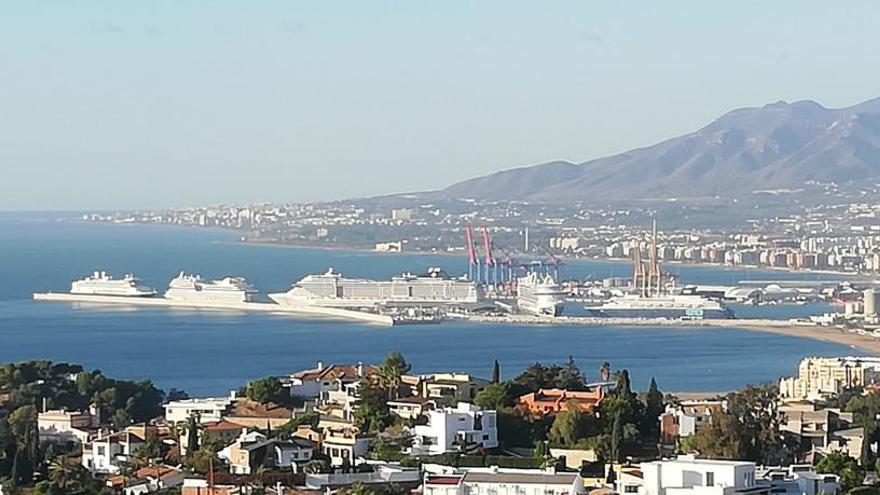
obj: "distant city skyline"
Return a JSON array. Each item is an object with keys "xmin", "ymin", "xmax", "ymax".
[{"xmin": 2, "ymin": 1, "xmax": 879, "ymax": 210}]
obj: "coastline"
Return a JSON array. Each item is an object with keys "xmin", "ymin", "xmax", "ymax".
[
  {"xmin": 733, "ymin": 323, "xmax": 880, "ymax": 355},
  {"xmin": 232, "ymin": 239, "xmax": 872, "ymax": 280}
]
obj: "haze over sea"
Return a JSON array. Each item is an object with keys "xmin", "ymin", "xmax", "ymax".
[{"xmin": 0, "ymin": 213, "xmax": 860, "ymax": 396}]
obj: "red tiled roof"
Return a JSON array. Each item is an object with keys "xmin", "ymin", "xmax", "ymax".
[
  {"xmin": 293, "ymin": 364, "xmax": 377, "ymax": 382},
  {"xmin": 230, "ymin": 399, "xmax": 294, "ymax": 419},
  {"xmin": 203, "ymin": 420, "xmax": 247, "ymax": 431}
]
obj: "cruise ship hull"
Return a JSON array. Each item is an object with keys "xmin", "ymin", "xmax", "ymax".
[
  {"xmin": 520, "ymin": 302, "xmax": 564, "ymax": 317},
  {"xmin": 586, "ymin": 307, "xmax": 734, "ymax": 319}
]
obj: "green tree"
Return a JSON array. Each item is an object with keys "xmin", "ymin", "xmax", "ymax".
[
  {"xmin": 304, "ymin": 459, "xmax": 330, "ymax": 474},
  {"xmin": 354, "ymin": 377, "xmax": 392, "ymax": 433},
  {"xmin": 47, "ymin": 456, "xmax": 83, "ymax": 493},
  {"xmin": 246, "ymin": 377, "xmax": 286, "ymax": 404},
  {"xmin": 815, "ymin": 452, "xmax": 865, "ymax": 492},
  {"xmin": 643, "ymin": 378, "xmax": 664, "ymax": 440},
  {"xmin": 185, "ymin": 415, "xmax": 200, "ymax": 455},
  {"xmin": 491, "ymin": 360, "xmax": 501, "ymax": 384},
  {"xmin": 610, "ymin": 413, "xmax": 623, "ymax": 463},
  {"xmin": 377, "ymin": 352, "xmax": 411, "ymax": 400},
  {"xmin": 555, "ymin": 356, "xmax": 586, "ymax": 390},
  {"xmin": 846, "ymin": 391, "xmax": 880, "ymax": 461},
  {"xmin": 474, "ymin": 383, "xmax": 513, "ymax": 410},
  {"xmin": 548, "ymin": 402, "xmax": 588, "ymax": 447}
]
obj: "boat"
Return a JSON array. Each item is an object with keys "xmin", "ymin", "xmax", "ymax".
[
  {"xmin": 586, "ymin": 294, "xmax": 735, "ymax": 319},
  {"xmin": 516, "ymin": 272, "xmax": 566, "ymax": 316},
  {"xmin": 70, "ymin": 271, "xmax": 156, "ymax": 297},
  {"xmin": 268, "ymin": 267, "xmax": 481, "ymax": 308},
  {"xmin": 164, "ymin": 272, "xmax": 257, "ymax": 303}
]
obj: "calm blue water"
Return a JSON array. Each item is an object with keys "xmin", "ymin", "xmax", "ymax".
[{"xmin": 0, "ymin": 215, "xmax": 860, "ymax": 396}]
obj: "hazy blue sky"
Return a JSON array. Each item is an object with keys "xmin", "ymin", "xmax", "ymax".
[{"xmin": 2, "ymin": 1, "xmax": 879, "ymax": 210}]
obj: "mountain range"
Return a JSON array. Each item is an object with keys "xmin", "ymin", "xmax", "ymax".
[{"xmin": 436, "ymin": 97, "xmax": 880, "ymax": 202}]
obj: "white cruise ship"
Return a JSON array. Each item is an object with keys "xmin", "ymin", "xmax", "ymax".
[
  {"xmin": 70, "ymin": 271, "xmax": 156, "ymax": 297},
  {"xmin": 268, "ymin": 267, "xmax": 481, "ymax": 308},
  {"xmin": 516, "ymin": 272, "xmax": 566, "ymax": 316},
  {"xmin": 587, "ymin": 294, "xmax": 734, "ymax": 319},
  {"xmin": 164, "ymin": 272, "xmax": 257, "ymax": 303}
]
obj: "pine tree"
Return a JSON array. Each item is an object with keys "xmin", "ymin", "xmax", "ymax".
[
  {"xmin": 186, "ymin": 415, "xmax": 200, "ymax": 455},
  {"xmin": 644, "ymin": 377, "xmax": 664, "ymax": 439},
  {"xmin": 491, "ymin": 360, "xmax": 500, "ymax": 384},
  {"xmin": 611, "ymin": 412, "xmax": 623, "ymax": 463}
]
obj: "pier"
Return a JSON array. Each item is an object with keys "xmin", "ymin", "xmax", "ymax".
[{"xmin": 32, "ymin": 293, "xmax": 394, "ymax": 326}]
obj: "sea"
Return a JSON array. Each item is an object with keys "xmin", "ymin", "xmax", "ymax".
[{"xmin": 0, "ymin": 213, "xmax": 860, "ymax": 396}]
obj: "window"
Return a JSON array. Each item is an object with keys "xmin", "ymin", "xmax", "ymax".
[
  {"xmin": 97, "ymin": 446, "xmax": 106, "ymax": 456},
  {"xmin": 706, "ymin": 472, "xmax": 715, "ymax": 487},
  {"xmin": 483, "ymin": 434, "xmax": 490, "ymax": 440},
  {"xmin": 625, "ymin": 486, "xmax": 639, "ymax": 493}
]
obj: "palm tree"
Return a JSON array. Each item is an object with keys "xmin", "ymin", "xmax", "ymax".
[
  {"xmin": 48, "ymin": 456, "xmax": 81, "ymax": 492},
  {"xmin": 377, "ymin": 352, "xmax": 411, "ymax": 400}
]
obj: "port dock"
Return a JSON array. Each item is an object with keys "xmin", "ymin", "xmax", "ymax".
[{"xmin": 32, "ymin": 293, "xmax": 394, "ymax": 326}]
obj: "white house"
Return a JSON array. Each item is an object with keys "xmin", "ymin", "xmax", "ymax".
[
  {"xmin": 287, "ymin": 362, "xmax": 373, "ymax": 402},
  {"xmin": 219, "ymin": 430, "xmax": 315, "ymax": 474},
  {"xmin": 164, "ymin": 395, "xmax": 235, "ymax": 424},
  {"xmin": 81, "ymin": 431, "xmax": 145, "ymax": 474},
  {"xmin": 412, "ymin": 403, "xmax": 497, "ymax": 455},
  {"xmin": 423, "ymin": 468, "xmax": 586, "ymax": 495},
  {"xmin": 757, "ymin": 465, "xmax": 840, "ymax": 495},
  {"xmin": 38, "ymin": 408, "xmax": 97, "ymax": 444},
  {"xmin": 636, "ymin": 456, "xmax": 761, "ymax": 495}
]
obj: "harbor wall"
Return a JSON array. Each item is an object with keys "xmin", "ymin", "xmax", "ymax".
[{"xmin": 32, "ymin": 293, "xmax": 394, "ymax": 326}]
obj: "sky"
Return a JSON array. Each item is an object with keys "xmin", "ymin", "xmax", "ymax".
[{"xmin": 1, "ymin": 1, "xmax": 879, "ymax": 211}]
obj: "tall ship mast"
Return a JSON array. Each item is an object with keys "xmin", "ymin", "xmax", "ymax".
[{"xmin": 591, "ymin": 219, "xmax": 735, "ymax": 320}]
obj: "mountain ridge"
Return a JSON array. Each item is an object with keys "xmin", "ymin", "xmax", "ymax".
[{"xmin": 435, "ymin": 97, "xmax": 880, "ymax": 202}]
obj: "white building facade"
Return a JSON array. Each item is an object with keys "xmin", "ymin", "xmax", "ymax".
[{"xmin": 412, "ymin": 403, "xmax": 498, "ymax": 455}]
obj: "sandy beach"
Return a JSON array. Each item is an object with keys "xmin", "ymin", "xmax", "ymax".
[{"xmin": 733, "ymin": 323, "xmax": 880, "ymax": 355}]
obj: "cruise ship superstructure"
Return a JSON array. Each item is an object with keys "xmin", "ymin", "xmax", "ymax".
[
  {"xmin": 268, "ymin": 267, "xmax": 482, "ymax": 308},
  {"xmin": 516, "ymin": 272, "xmax": 566, "ymax": 316},
  {"xmin": 587, "ymin": 220, "xmax": 735, "ymax": 320},
  {"xmin": 164, "ymin": 272, "xmax": 257, "ymax": 303},
  {"xmin": 70, "ymin": 271, "xmax": 156, "ymax": 297}
]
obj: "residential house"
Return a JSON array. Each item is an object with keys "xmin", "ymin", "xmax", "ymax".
[
  {"xmin": 659, "ymin": 400, "xmax": 726, "ymax": 444},
  {"xmin": 757, "ymin": 465, "xmax": 840, "ymax": 495},
  {"xmin": 518, "ymin": 388, "xmax": 603, "ymax": 415},
  {"xmin": 219, "ymin": 430, "xmax": 315, "ymax": 475},
  {"xmin": 779, "ymin": 404, "xmax": 865, "ymax": 462},
  {"xmin": 411, "ymin": 402, "xmax": 498, "ymax": 455},
  {"xmin": 636, "ymin": 455, "xmax": 764, "ymax": 495},
  {"xmin": 287, "ymin": 362, "xmax": 376, "ymax": 402},
  {"xmin": 107, "ymin": 465, "xmax": 186, "ymax": 495},
  {"xmin": 82, "ymin": 430, "xmax": 145, "ymax": 474},
  {"xmin": 387, "ymin": 396, "xmax": 435, "ymax": 420},
  {"xmin": 404, "ymin": 373, "xmax": 489, "ymax": 406},
  {"xmin": 38, "ymin": 408, "xmax": 98, "ymax": 445},
  {"xmin": 422, "ymin": 468, "xmax": 586, "ymax": 495},
  {"xmin": 164, "ymin": 395, "xmax": 235, "ymax": 424},
  {"xmin": 320, "ymin": 424, "xmax": 373, "ymax": 467},
  {"xmin": 225, "ymin": 398, "xmax": 295, "ymax": 429}
]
